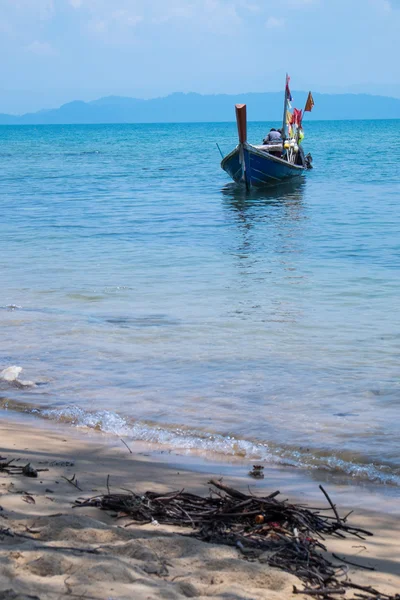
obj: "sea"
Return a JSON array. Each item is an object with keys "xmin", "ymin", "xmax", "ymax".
[{"xmin": 0, "ymin": 119, "xmax": 399, "ymax": 488}]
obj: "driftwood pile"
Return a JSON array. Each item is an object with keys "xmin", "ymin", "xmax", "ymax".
[{"xmin": 75, "ymin": 479, "xmax": 400, "ymax": 600}]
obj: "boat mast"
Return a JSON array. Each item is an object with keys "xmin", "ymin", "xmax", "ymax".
[
  {"xmin": 281, "ymin": 73, "xmax": 289, "ymax": 144},
  {"xmin": 235, "ymin": 104, "xmax": 250, "ymax": 191}
]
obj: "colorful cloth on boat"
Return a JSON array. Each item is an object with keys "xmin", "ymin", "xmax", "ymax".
[{"xmin": 293, "ymin": 108, "xmax": 303, "ymax": 126}]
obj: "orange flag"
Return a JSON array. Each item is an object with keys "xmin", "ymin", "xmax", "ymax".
[{"xmin": 304, "ymin": 92, "xmax": 314, "ymax": 112}]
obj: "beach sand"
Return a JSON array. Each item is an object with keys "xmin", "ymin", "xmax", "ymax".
[{"xmin": 0, "ymin": 416, "xmax": 399, "ymax": 600}]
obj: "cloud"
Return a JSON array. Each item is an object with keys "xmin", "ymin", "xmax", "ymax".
[
  {"xmin": 266, "ymin": 16, "xmax": 285, "ymax": 28},
  {"xmin": 286, "ymin": 0, "xmax": 318, "ymax": 5},
  {"xmin": 372, "ymin": 0, "xmax": 400, "ymax": 12},
  {"xmin": 239, "ymin": 1, "xmax": 262, "ymax": 12},
  {"xmin": 111, "ymin": 10, "xmax": 143, "ymax": 27},
  {"xmin": 204, "ymin": 0, "xmax": 242, "ymax": 31},
  {"xmin": 25, "ymin": 40, "xmax": 56, "ymax": 56},
  {"xmin": 87, "ymin": 6, "xmax": 143, "ymax": 40},
  {"xmin": 153, "ymin": 0, "xmax": 242, "ymax": 31},
  {"xmin": 78, "ymin": 0, "xmax": 243, "ymax": 37},
  {"xmin": 13, "ymin": 0, "xmax": 55, "ymax": 20},
  {"xmin": 87, "ymin": 19, "xmax": 107, "ymax": 33},
  {"xmin": 0, "ymin": 19, "xmax": 13, "ymax": 35}
]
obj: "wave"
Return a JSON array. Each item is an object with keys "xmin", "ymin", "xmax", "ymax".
[{"xmin": 1, "ymin": 398, "xmax": 399, "ymax": 487}]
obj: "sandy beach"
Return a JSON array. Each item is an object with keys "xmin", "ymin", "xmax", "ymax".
[{"xmin": 0, "ymin": 415, "xmax": 398, "ymax": 600}]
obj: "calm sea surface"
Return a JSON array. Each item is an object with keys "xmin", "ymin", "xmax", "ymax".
[{"xmin": 0, "ymin": 120, "xmax": 399, "ymax": 486}]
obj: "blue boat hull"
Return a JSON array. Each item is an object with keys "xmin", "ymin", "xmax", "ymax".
[{"xmin": 221, "ymin": 143, "xmax": 305, "ymax": 188}]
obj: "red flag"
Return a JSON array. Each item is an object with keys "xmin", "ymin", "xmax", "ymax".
[
  {"xmin": 293, "ymin": 108, "xmax": 303, "ymax": 126},
  {"xmin": 304, "ymin": 91, "xmax": 314, "ymax": 112}
]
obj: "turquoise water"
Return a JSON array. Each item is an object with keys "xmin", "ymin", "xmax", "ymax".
[{"xmin": 0, "ymin": 120, "xmax": 400, "ymax": 485}]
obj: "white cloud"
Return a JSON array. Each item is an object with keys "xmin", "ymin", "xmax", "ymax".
[
  {"xmin": 14, "ymin": 0, "xmax": 55, "ymax": 20},
  {"xmin": 203, "ymin": 0, "xmax": 242, "ymax": 32},
  {"xmin": 155, "ymin": 0, "xmax": 240, "ymax": 32},
  {"xmin": 0, "ymin": 0, "xmax": 266, "ymax": 47},
  {"xmin": 87, "ymin": 7, "xmax": 143, "ymax": 39},
  {"xmin": 266, "ymin": 16, "xmax": 285, "ymax": 28},
  {"xmin": 88, "ymin": 19, "xmax": 107, "ymax": 33},
  {"xmin": 246, "ymin": 3, "xmax": 262, "ymax": 12},
  {"xmin": 0, "ymin": 19, "xmax": 13, "ymax": 35},
  {"xmin": 370, "ymin": 0, "xmax": 400, "ymax": 13},
  {"xmin": 54, "ymin": 0, "xmax": 245, "ymax": 35},
  {"xmin": 77, "ymin": 0, "xmax": 242, "ymax": 35},
  {"xmin": 112, "ymin": 10, "xmax": 143, "ymax": 27},
  {"xmin": 151, "ymin": 2, "xmax": 197, "ymax": 24},
  {"xmin": 40, "ymin": 0, "xmax": 55, "ymax": 18},
  {"xmin": 25, "ymin": 40, "xmax": 56, "ymax": 56},
  {"xmin": 286, "ymin": 0, "xmax": 317, "ymax": 5}
]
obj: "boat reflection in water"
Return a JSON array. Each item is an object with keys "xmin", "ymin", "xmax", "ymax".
[
  {"xmin": 221, "ymin": 177, "xmax": 307, "ymax": 230},
  {"xmin": 221, "ymin": 177, "xmax": 306, "ymax": 208}
]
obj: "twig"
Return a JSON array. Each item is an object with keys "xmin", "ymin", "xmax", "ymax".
[
  {"xmin": 208, "ymin": 479, "xmax": 248, "ymax": 500},
  {"xmin": 332, "ymin": 553, "xmax": 375, "ymax": 571},
  {"xmin": 319, "ymin": 485, "xmax": 340, "ymax": 524},
  {"xmin": 343, "ymin": 582, "xmax": 384, "ymax": 596},
  {"xmin": 293, "ymin": 586, "xmax": 346, "ymax": 595},
  {"xmin": 61, "ymin": 474, "xmax": 83, "ymax": 492},
  {"xmin": 120, "ymin": 438, "xmax": 133, "ymax": 454}
]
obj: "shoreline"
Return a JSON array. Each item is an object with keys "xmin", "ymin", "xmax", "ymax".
[
  {"xmin": 2, "ymin": 398, "xmax": 400, "ymax": 491},
  {"xmin": 0, "ymin": 413, "xmax": 399, "ymax": 599},
  {"xmin": 2, "ymin": 407, "xmax": 400, "ymax": 513}
]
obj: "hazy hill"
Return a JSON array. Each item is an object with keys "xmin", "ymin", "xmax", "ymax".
[{"xmin": 0, "ymin": 91, "xmax": 399, "ymax": 124}]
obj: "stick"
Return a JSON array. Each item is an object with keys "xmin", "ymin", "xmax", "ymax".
[
  {"xmin": 343, "ymin": 582, "xmax": 386, "ymax": 597},
  {"xmin": 267, "ymin": 490, "xmax": 280, "ymax": 499},
  {"xmin": 319, "ymin": 485, "xmax": 340, "ymax": 524},
  {"xmin": 120, "ymin": 438, "xmax": 133, "ymax": 454},
  {"xmin": 332, "ymin": 553, "xmax": 375, "ymax": 571},
  {"xmin": 61, "ymin": 474, "xmax": 83, "ymax": 492},
  {"xmin": 293, "ymin": 586, "xmax": 346, "ymax": 596},
  {"xmin": 208, "ymin": 480, "xmax": 248, "ymax": 500}
]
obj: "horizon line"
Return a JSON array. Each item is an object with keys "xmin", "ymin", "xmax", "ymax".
[{"xmin": 0, "ymin": 117, "xmax": 399, "ymax": 126}]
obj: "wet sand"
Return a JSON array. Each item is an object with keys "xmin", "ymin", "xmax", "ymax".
[{"xmin": 0, "ymin": 415, "xmax": 399, "ymax": 599}]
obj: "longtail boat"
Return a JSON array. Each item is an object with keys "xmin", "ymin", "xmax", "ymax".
[{"xmin": 220, "ymin": 76, "xmax": 313, "ymax": 189}]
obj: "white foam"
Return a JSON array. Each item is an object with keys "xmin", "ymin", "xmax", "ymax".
[{"xmin": 40, "ymin": 405, "xmax": 400, "ymax": 487}]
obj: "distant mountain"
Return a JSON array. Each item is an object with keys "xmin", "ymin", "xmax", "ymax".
[{"xmin": 0, "ymin": 91, "xmax": 399, "ymax": 124}]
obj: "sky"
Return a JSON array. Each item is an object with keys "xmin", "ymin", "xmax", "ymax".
[{"xmin": 0, "ymin": 0, "xmax": 400, "ymax": 114}]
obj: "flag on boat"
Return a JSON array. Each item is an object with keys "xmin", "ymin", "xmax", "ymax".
[
  {"xmin": 285, "ymin": 75, "xmax": 293, "ymax": 102},
  {"xmin": 287, "ymin": 108, "xmax": 302, "ymax": 126},
  {"xmin": 293, "ymin": 108, "xmax": 303, "ymax": 126},
  {"xmin": 304, "ymin": 91, "xmax": 314, "ymax": 112}
]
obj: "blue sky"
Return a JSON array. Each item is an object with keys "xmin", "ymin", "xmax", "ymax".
[{"xmin": 0, "ymin": 0, "xmax": 400, "ymax": 113}]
